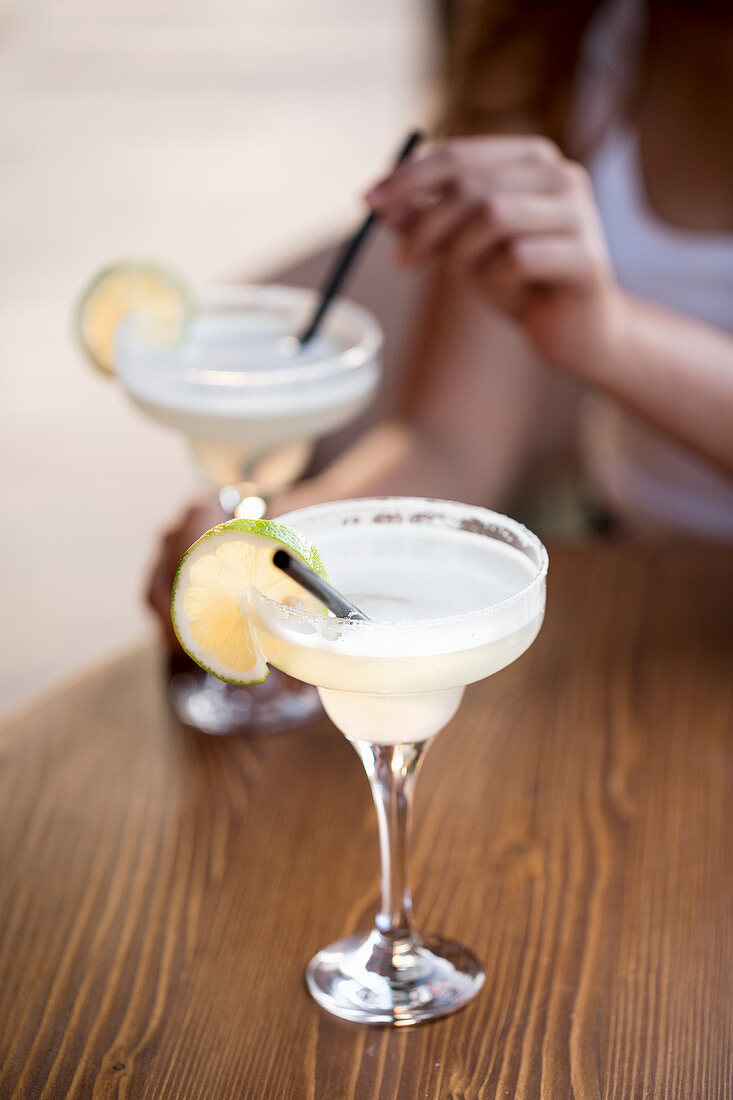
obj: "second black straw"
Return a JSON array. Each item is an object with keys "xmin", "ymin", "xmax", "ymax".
[{"xmin": 297, "ymin": 129, "xmax": 423, "ymax": 347}]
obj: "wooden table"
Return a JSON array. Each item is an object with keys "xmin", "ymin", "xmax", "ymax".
[{"xmin": 1, "ymin": 546, "xmax": 731, "ymax": 1098}]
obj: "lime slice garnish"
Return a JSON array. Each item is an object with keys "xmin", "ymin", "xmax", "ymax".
[
  {"xmin": 75, "ymin": 259, "xmax": 192, "ymax": 376},
  {"xmin": 171, "ymin": 518, "xmax": 328, "ymax": 686}
]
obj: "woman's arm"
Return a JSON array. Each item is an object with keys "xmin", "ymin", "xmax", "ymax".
[
  {"xmin": 584, "ymin": 295, "xmax": 733, "ymax": 474},
  {"xmin": 367, "ymin": 137, "xmax": 733, "ymax": 475}
]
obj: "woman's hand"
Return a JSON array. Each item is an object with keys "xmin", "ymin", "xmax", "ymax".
[{"xmin": 366, "ymin": 136, "xmax": 629, "ymax": 377}]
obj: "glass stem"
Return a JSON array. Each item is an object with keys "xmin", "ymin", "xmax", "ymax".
[{"xmin": 353, "ymin": 740, "xmax": 429, "ymax": 945}]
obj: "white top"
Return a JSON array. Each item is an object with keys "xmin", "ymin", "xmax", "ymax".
[{"xmin": 575, "ymin": 0, "xmax": 733, "ymax": 540}]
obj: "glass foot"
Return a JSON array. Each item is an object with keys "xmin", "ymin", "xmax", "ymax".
[
  {"xmin": 306, "ymin": 930, "xmax": 484, "ymax": 1026},
  {"xmin": 167, "ymin": 660, "xmax": 322, "ymax": 736}
]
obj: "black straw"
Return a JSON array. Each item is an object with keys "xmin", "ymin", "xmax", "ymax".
[
  {"xmin": 272, "ymin": 550, "xmax": 370, "ymax": 621},
  {"xmin": 296, "ymin": 129, "xmax": 424, "ymax": 346}
]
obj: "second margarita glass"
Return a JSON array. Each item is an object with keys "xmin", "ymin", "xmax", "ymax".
[{"xmin": 116, "ymin": 284, "xmax": 383, "ymax": 735}]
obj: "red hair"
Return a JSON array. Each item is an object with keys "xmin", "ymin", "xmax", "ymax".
[
  {"xmin": 441, "ymin": 0, "xmax": 733, "ymax": 151},
  {"xmin": 441, "ymin": 0, "xmax": 607, "ymax": 148}
]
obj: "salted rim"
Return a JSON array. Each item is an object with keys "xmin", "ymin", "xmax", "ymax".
[
  {"xmin": 116, "ymin": 283, "xmax": 383, "ymax": 389},
  {"xmin": 256, "ymin": 496, "xmax": 549, "ymax": 636}
]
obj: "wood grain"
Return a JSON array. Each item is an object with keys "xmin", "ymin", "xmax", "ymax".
[{"xmin": 0, "ymin": 545, "xmax": 731, "ymax": 1099}]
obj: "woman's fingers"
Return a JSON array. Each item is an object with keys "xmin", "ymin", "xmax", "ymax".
[
  {"xmin": 443, "ymin": 193, "xmax": 579, "ymax": 268},
  {"xmin": 382, "ymin": 199, "xmax": 420, "ymax": 230},
  {"xmin": 500, "ymin": 234, "xmax": 597, "ymax": 284},
  {"xmin": 397, "ymin": 192, "xmax": 478, "ymax": 263},
  {"xmin": 367, "ymin": 136, "xmax": 563, "ymax": 209},
  {"xmin": 474, "ymin": 234, "xmax": 597, "ymax": 314}
]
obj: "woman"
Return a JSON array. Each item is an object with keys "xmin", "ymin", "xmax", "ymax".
[
  {"xmin": 150, "ymin": 0, "xmax": 733, "ymax": 628},
  {"xmin": 279, "ymin": 0, "xmax": 733, "ymax": 538}
]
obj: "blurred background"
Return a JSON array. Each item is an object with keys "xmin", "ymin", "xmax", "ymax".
[{"xmin": 0, "ymin": 0, "xmax": 431, "ymax": 714}]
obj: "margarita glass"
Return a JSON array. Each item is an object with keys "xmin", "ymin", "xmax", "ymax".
[
  {"xmin": 253, "ymin": 497, "xmax": 548, "ymax": 1025},
  {"xmin": 115, "ymin": 284, "xmax": 383, "ymax": 734}
]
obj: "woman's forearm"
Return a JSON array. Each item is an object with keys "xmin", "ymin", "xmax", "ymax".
[
  {"xmin": 585, "ymin": 294, "xmax": 733, "ymax": 474},
  {"xmin": 271, "ymin": 417, "xmax": 521, "ymax": 516},
  {"xmin": 271, "ymin": 423, "xmax": 428, "ymax": 516}
]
